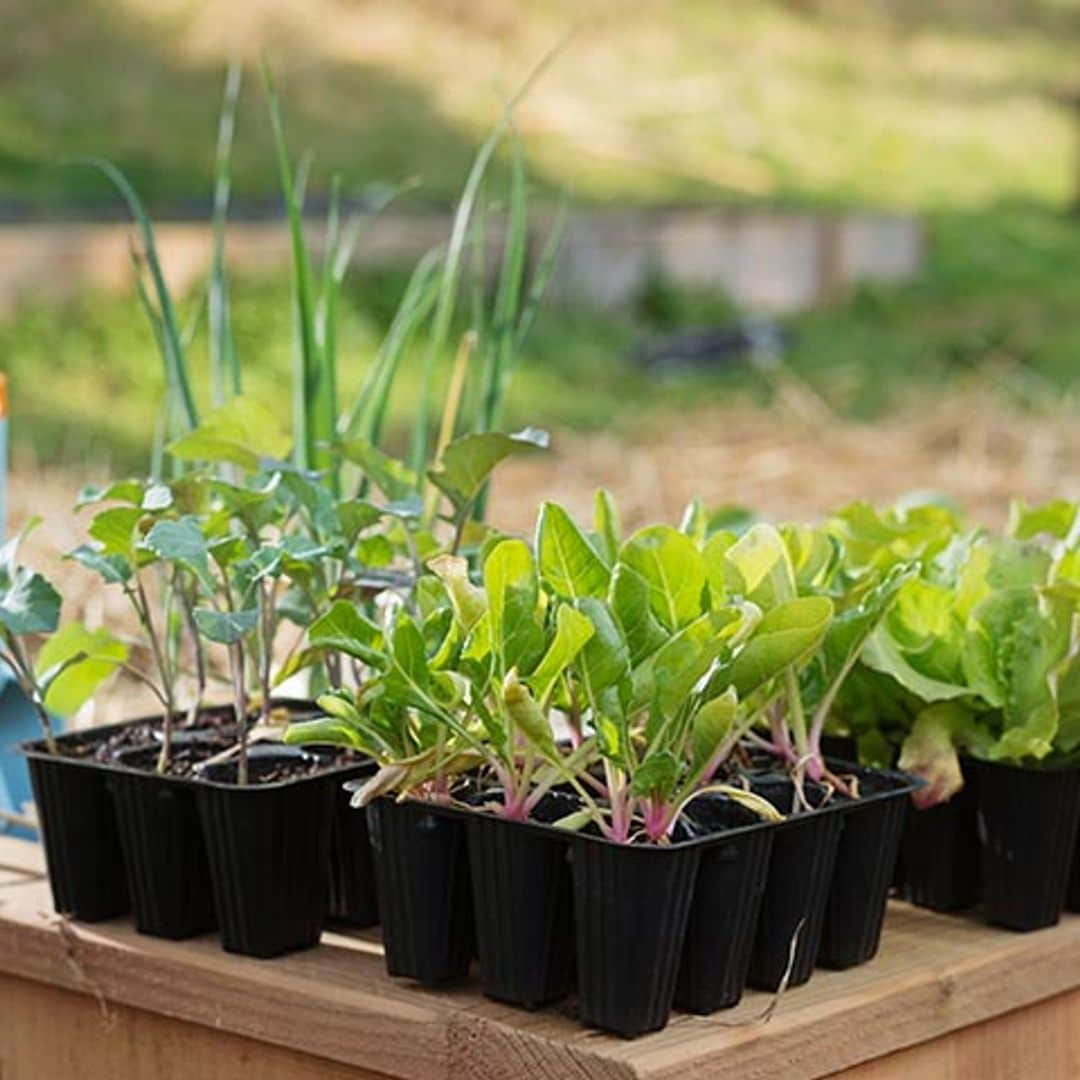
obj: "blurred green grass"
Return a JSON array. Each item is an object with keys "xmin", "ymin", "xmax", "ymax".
[
  {"xmin": 2, "ymin": 0, "xmax": 1079, "ymax": 470},
  {"xmin": 4, "ymin": 203, "xmax": 1076, "ymax": 472}
]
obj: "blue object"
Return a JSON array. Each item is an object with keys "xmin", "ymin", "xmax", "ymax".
[{"xmin": 0, "ymin": 665, "xmax": 42, "ymax": 839}]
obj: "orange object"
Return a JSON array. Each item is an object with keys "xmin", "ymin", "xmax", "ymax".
[{"xmin": 0, "ymin": 373, "xmax": 7, "ymax": 420}]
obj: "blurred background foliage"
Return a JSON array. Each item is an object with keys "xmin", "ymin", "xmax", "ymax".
[{"xmin": 2, "ymin": 0, "xmax": 1079, "ymax": 471}]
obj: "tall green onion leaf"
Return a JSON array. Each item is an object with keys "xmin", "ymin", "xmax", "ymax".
[
  {"xmin": 75, "ymin": 158, "xmax": 199, "ymax": 432},
  {"xmin": 262, "ymin": 58, "xmax": 328, "ymax": 479},
  {"xmin": 210, "ymin": 59, "xmax": 243, "ymax": 405}
]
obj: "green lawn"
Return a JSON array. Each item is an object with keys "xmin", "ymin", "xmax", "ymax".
[
  {"xmin": 4, "ymin": 203, "xmax": 1077, "ymax": 473},
  {"xmin": 2, "ymin": 0, "xmax": 1079, "ymax": 471},
  {"xmin": 4, "ymin": 1, "xmax": 1077, "ymax": 212}
]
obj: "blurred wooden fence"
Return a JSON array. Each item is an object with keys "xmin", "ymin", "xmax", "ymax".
[{"xmin": 0, "ymin": 209, "xmax": 922, "ymax": 316}]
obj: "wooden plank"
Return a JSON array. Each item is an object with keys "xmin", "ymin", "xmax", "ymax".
[
  {"xmin": 0, "ymin": 972, "xmax": 392, "ymax": 1079},
  {"xmin": 830, "ymin": 987, "xmax": 1080, "ymax": 1079},
  {"xmin": 0, "ymin": 869, "xmax": 1078, "ymax": 1079}
]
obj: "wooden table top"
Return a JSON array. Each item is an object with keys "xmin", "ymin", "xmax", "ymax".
[{"xmin": 1, "ymin": 836, "xmax": 1078, "ymax": 1080}]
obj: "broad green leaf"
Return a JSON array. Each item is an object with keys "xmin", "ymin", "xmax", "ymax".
[
  {"xmin": 610, "ymin": 562, "xmax": 667, "ymax": 664},
  {"xmin": 67, "ymin": 544, "xmax": 131, "ymax": 585},
  {"xmin": 724, "ymin": 523, "xmax": 795, "ymax": 604},
  {"xmin": 503, "ymin": 669, "xmax": 555, "ymax": 753},
  {"xmin": 537, "ymin": 501, "xmax": 610, "ymax": 599},
  {"xmin": 527, "ymin": 604, "xmax": 594, "ymax": 701},
  {"xmin": 37, "ymin": 623, "xmax": 129, "ymax": 715},
  {"xmin": 193, "ymin": 607, "xmax": 258, "ymax": 644},
  {"xmin": 1007, "ymin": 499, "xmax": 1078, "ymax": 542},
  {"xmin": 702, "ymin": 531, "xmax": 735, "ymax": 604},
  {"xmin": 593, "ymin": 489, "xmax": 621, "ymax": 564},
  {"xmin": 0, "ymin": 569, "xmax": 61, "ymax": 636},
  {"xmin": 340, "ymin": 437, "xmax": 418, "ymax": 501},
  {"xmin": 308, "ymin": 601, "xmax": 385, "ymax": 667},
  {"xmin": 88, "ymin": 507, "xmax": 143, "ymax": 559},
  {"xmin": 781, "ymin": 524, "xmax": 839, "ymax": 593},
  {"xmin": 168, "ymin": 397, "xmax": 290, "ymax": 471},
  {"xmin": 630, "ymin": 750, "xmax": 680, "ymax": 799},
  {"xmin": 575, "ymin": 596, "xmax": 631, "ymax": 696},
  {"xmin": 141, "ymin": 484, "xmax": 174, "ymax": 512},
  {"xmin": 75, "ymin": 480, "xmax": 145, "ymax": 509},
  {"xmin": 483, "ymin": 539, "xmax": 544, "ymax": 675},
  {"xmin": 724, "ymin": 596, "xmax": 833, "ymax": 698},
  {"xmin": 428, "ymin": 554, "xmax": 486, "ymax": 631},
  {"xmin": 862, "ymin": 627, "xmax": 971, "ymax": 703},
  {"xmin": 637, "ymin": 613, "xmax": 721, "ymax": 717},
  {"xmin": 429, "ymin": 428, "xmax": 549, "ymax": 509},
  {"xmin": 619, "ymin": 525, "xmax": 704, "ymax": 631},
  {"xmin": 283, "ymin": 716, "xmax": 367, "ymax": 750},
  {"xmin": 690, "ymin": 686, "xmax": 738, "ymax": 773},
  {"xmin": 143, "ymin": 518, "xmax": 214, "ymax": 589}
]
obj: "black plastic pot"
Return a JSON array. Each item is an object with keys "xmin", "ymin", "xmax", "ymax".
[
  {"xmin": 196, "ymin": 746, "xmax": 341, "ymax": 958},
  {"xmin": 326, "ymin": 786, "xmax": 380, "ymax": 927},
  {"xmin": 108, "ymin": 748, "xmax": 216, "ymax": 940},
  {"xmin": 24, "ymin": 749, "xmax": 129, "ymax": 921},
  {"xmin": 747, "ymin": 777, "xmax": 844, "ymax": 992},
  {"xmin": 970, "ymin": 758, "xmax": 1080, "ymax": 931},
  {"xmin": 1068, "ymin": 832, "xmax": 1080, "ymax": 913},
  {"xmin": 675, "ymin": 796, "xmax": 773, "ymax": 1013},
  {"xmin": 818, "ymin": 762, "xmax": 915, "ymax": 969},
  {"xmin": 572, "ymin": 836, "xmax": 701, "ymax": 1037},
  {"xmin": 465, "ymin": 798, "xmax": 576, "ymax": 1009},
  {"xmin": 367, "ymin": 797, "xmax": 474, "ymax": 985},
  {"xmin": 899, "ymin": 758, "xmax": 980, "ymax": 912}
]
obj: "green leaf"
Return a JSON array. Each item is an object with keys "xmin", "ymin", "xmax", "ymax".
[
  {"xmin": 593, "ymin": 489, "xmax": 621, "ymax": 564},
  {"xmin": 429, "ymin": 428, "xmax": 549, "ymax": 509},
  {"xmin": 610, "ymin": 562, "xmax": 667, "ymax": 664},
  {"xmin": 340, "ymin": 437, "xmax": 419, "ymax": 501},
  {"xmin": 691, "ymin": 687, "xmax": 737, "ymax": 772},
  {"xmin": 638, "ymin": 613, "xmax": 722, "ymax": 718},
  {"xmin": 724, "ymin": 596, "xmax": 833, "ymax": 698},
  {"xmin": 619, "ymin": 525, "xmax": 705, "ymax": 631},
  {"xmin": 193, "ymin": 607, "xmax": 258, "ymax": 644},
  {"xmin": 862, "ymin": 627, "xmax": 972, "ymax": 703},
  {"xmin": 724, "ymin": 523, "xmax": 795, "ymax": 604},
  {"xmin": 630, "ymin": 750, "xmax": 680, "ymax": 799},
  {"xmin": 1007, "ymin": 499, "xmax": 1078, "ymax": 542},
  {"xmin": 0, "ymin": 568, "xmax": 61, "ymax": 636},
  {"xmin": 308, "ymin": 601, "xmax": 386, "ymax": 668},
  {"xmin": 168, "ymin": 397, "xmax": 290, "ymax": 471},
  {"xmin": 283, "ymin": 717, "xmax": 367, "ymax": 751},
  {"xmin": 537, "ymin": 501, "xmax": 610, "ymax": 599},
  {"xmin": 483, "ymin": 538, "xmax": 544, "ymax": 675},
  {"xmin": 143, "ymin": 517, "xmax": 216, "ymax": 591},
  {"xmin": 527, "ymin": 604, "xmax": 595, "ymax": 701},
  {"xmin": 502, "ymin": 669, "xmax": 555, "ymax": 754},
  {"xmin": 37, "ymin": 623, "xmax": 129, "ymax": 715},
  {"xmin": 88, "ymin": 507, "xmax": 143, "ymax": 559},
  {"xmin": 428, "ymin": 554, "xmax": 487, "ymax": 631},
  {"xmin": 75, "ymin": 480, "xmax": 145, "ymax": 509},
  {"xmin": 67, "ymin": 544, "xmax": 132, "ymax": 585},
  {"xmin": 574, "ymin": 596, "xmax": 632, "ymax": 696}
]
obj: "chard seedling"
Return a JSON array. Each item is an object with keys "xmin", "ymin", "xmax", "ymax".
[{"xmin": 541, "ymin": 507, "xmax": 821, "ymax": 840}]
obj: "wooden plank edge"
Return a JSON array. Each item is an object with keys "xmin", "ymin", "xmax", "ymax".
[
  {"xmin": 634, "ymin": 918, "xmax": 1080, "ymax": 1079},
  {"xmin": 0, "ymin": 893, "xmax": 452, "ymax": 1080}
]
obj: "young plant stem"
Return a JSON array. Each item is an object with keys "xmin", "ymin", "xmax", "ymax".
[
  {"xmin": 229, "ymin": 640, "xmax": 248, "ymax": 786},
  {"xmin": 129, "ymin": 571, "xmax": 176, "ymax": 773},
  {"xmin": 178, "ymin": 583, "xmax": 207, "ymax": 726},
  {"xmin": 2, "ymin": 636, "xmax": 57, "ymax": 754},
  {"xmin": 257, "ymin": 578, "xmax": 273, "ymax": 725}
]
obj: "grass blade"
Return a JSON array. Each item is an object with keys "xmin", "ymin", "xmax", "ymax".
[
  {"xmin": 262, "ymin": 58, "xmax": 325, "ymax": 477},
  {"xmin": 74, "ymin": 157, "xmax": 199, "ymax": 432},
  {"xmin": 210, "ymin": 59, "xmax": 243, "ymax": 405},
  {"xmin": 407, "ymin": 35, "xmax": 569, "ymax": 478}
]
